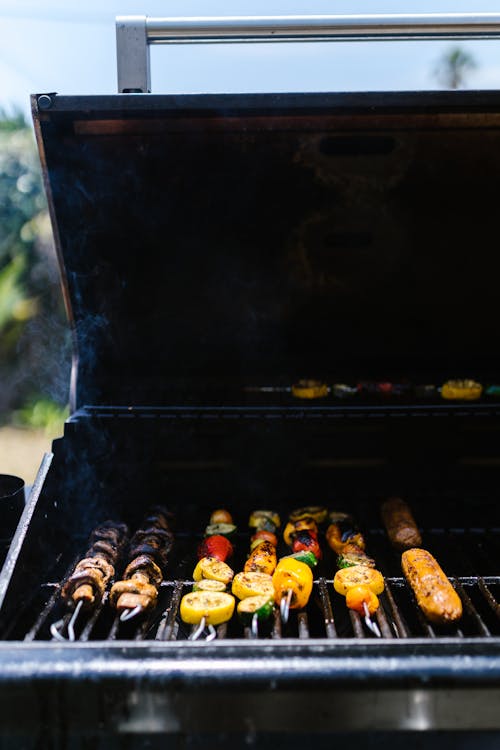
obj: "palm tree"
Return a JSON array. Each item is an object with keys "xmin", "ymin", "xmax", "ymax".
[{"xmin": 434, "ymin": 46, "xmax": 477, "ymax": 89}]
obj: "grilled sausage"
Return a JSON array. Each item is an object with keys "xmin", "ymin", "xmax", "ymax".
[
  {"xmin": 381, "ymin": 497, "xmax": 422, "ymax": 551},
  {"xmin": 401, "ymin": 548, "xmax": 462, "ymax": 625}
]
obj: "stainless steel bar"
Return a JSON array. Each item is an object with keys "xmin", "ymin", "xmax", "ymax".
[
  {"xmin": 478, "ymin": 577, "xmax": 500, "ymax": 620},
  {"xmin": 297, "ymin": 611, "xmax": 309, "ymax": 639},
  {"xmin": 272, "ymin": 606, "xmax": 282, "ymax": 639},
  {"xmin": 79, "ymin": 593, "xmax": 109, "ymax": 642},
  {"xmin": 349, "ymin": 610, "xmax": 365, "ymax": 638},
  {"xmin": 453, "ymin": 579, "xmax": 491, "ymax": 637},
  {"xmin": 383, "ymin": 583, "xmax": 410, "ymax": 638},
  {"xmin": 156, "ymin": 581, "xmax": 184, "ymax": 641},
  {"xmin": 116, "ymin": 13, "xmax": 500, "ymax": 92},
  {"xmin": 316, "ymin": 577, "xmax": 337, "ymax": 638},
  {"xmin": 135, "ymin": 611, "xmax": 157, "ymax": 641},
  {"xmin": 375, "ymin": 604, "xmax": 393, "ymax": 639},
  {"xmin": 116, "ymin": 16, "xmax": 150, "ymax": 92},
  {"xmin": 24, "ymin": 586, "xmax": 61, "ymax": 641},
  {"xmin": 415, "ymin": 606, "xmax": 436, "ymax": 638},
  {"xmin": 24, "ymin": 552, "xmax": 83, "ymax": 642},
  {"xmin": 217, "ymin": 623, "xmax": 227, "ymax": 639},
  {"xmin": 145, "ymin": 14, "xmax": 500, "ymax": 43},
  {"xmin": 108, "ymin": 613, "xmax": 121, "ymax": 641}
]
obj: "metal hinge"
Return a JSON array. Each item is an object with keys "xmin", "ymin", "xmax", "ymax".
[{"xmin": 116, "ymin": 13, "xmax": 500, "ymax": 93}]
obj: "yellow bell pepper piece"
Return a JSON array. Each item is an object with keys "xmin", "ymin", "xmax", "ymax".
[
  {"xmin": 272, "ymin": 557, "xmax": 313, "ymax": 610},
  {"xmin": 441, "ymin": 380, "xmax": 482, "ymax": 401},
  {"xmin": 333, "ymin": 565, "xmax": 384, "ymax": 596},
  {"xmin": 291, "ymin": 380, "xmax": 329, "ymax": 400},
  {"xmin": 180, "ymin": 591, "xmax": 235, "ymax": 625}
]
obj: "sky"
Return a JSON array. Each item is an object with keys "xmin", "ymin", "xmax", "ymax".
[{"xmin": 1, "ymin": 0, "xmax": 500, "ymax": 120}]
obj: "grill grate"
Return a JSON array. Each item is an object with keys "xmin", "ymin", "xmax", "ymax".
[{"xmin": 19, "ymin": 526, "xmax": 500, "ymax": 643}]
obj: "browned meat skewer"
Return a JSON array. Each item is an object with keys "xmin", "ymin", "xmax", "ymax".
[
  {"xmin": 62, "ymin": 521, "xmax": 129, "ymax": 608},
  {"xmin": 110, "ymin": 507, "xmax": 173, "ymax": 619}
]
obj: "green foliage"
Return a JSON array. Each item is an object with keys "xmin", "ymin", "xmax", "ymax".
[
  {"xmin": 14, "ymin": 398, "xmax": 69, "ymax": 436},
  {"xmin": 0, "ymin": 107, "xmax": 27, "ymax": 132},
  {"xmin": 434, "ymin": 46, "xmax": 478, "ymax": 90},
  {"xmin": 0, "ymin": 112, "xmax": 71, "ymax": 419}
]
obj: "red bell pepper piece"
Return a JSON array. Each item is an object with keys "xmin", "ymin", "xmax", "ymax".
[
  {"xmin": 292, "ymin": 530, "xmax": 322, "ymax": 560},
  {"xmin": 197, "ymin": 535, "xmax": 233, "ymax": 562}
]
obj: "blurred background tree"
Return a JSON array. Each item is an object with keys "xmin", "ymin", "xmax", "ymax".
[
  {"xmin": 0, "ymin": 108, "xmax": 70, "ymax": 447},
  {"xmin": 434, "ymin": 46, "xmax": 478, "ymax": 89}
]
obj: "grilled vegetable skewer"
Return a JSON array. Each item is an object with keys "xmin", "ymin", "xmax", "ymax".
[
  {"xmin": 326, "ymin": 511, "xmax": 383, "ymax": 637},
  {"xmin": 52, "ymin": 520, "xmax": 129, "ymax": 641},
  {"xmin": 233, "ymin": 510, "xmax": 280, "ymax": 635},
  {"xmin": 181, "ymin": 509, "xmax": 236, "ymax": 639},
  {"xmin": 110, "ymin": 507, "xmax": 173, "ymax": 621},
  {"xmin": 277, "ymin": 507, "xmax": 322, "ymax": 624}
]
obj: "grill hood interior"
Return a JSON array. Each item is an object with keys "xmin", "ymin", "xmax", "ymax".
[{"xmin": 33, "ymin": 91, "xmax": 500, "ymax": 408}]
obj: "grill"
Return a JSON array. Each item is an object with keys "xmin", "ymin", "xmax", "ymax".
[
  {"xmin": 15, "ymin": 499, "xmax": 500, "ymax": 644},
  {"xmin": 5, "ymin": 12, "xmax": 500, "ymax": 746}
]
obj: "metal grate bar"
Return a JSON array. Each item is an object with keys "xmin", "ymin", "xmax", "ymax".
[
  {"xmin": 478, "ymin": 577, "xmax": 500, "ymax": 620},
  {"xmin": 375, "ymin": 603, "xmax": 393, "ymax": 639},
  {"xmin": 416, "ymin": 609, "xmax": 436, "ymax": 638},
  {"xmin": 272, "ymin": 607, "xmax": 282, "ymax": 639},
  {"xmin": 316, "ymin": 578, "xmax": 337, "ymax": 638},
  {"xmin": 108, "ymin": 613, "xmax": 121, "ymax": 641},
  {"xmin": 24, "ymin": 553, "xmax": 84, "ymax": 642},
  {"xmin": 134, "ymin": 610, "xmax": 158, "ymax": 641},
  {"xmin": 349, "ymin": 610, "xmax": 365, "ymax": 638},
  {"xmin": 297, "ymin": 611, "xmax": 309, "ymax": 639},
  {"xmin": 453, "ymin": 579, "xmax": 491, "ymax": 637},
  {"xmin": 24, "ymin": 585, "xmax": 62, "ymax": 642},
  {"xmin": 79, "ymin": 592, "xmax": 109, "ymax": 642},
  {"xmin": 383, "ymin": 583, "xmax": 410, "ymax": 638},
  {"xmin": 156, "ymin": 581, "xmax": 183, "ymax": 640}
]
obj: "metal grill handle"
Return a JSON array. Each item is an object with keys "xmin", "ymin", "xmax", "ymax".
[{"xmin": 116, "ymin": 13, "xmax": 500, "ymax": 93}]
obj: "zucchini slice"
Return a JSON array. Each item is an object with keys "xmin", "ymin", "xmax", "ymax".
[
  {"xmin": 283, "ymin": 550, "xmax": 318, "ymax": 569},
  {"xmin": 237, "ymin": 595, "xmax": 274, "ymax": 625},
  {"xmin": 337, "ymin": 551, "xmax": 375, "ymax": 569},
  {"xmin": 192, "ymin": 579, "xmax": 227, "ymax": 593},
  {"xmin": 204, "ymin": 523, "xmax": 237, "ymax": 539},
  {"xmin": 193, "ymin": 556, "xmax": 234, "ymax": 584}
]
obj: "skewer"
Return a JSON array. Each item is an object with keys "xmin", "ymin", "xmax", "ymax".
[
  {"xmin": 50, "ymin": 599, "xmax": 85, "ymax": 641},
  {"xmin": 50, "ymin": 616, "xmax": 69, "ymax": 642},
  {"xmin": 243, "ymin": 386, "xmax": 291, "ymax": 393},
  {"xmin": 189, "ymin": 616, "xmax": 206, "ymax": 641},
  {"xmin": 188, "ymin": 617, "xmax": 219, "ymax": 642},
  {"xmin": 67, "ymin": 599, "xmax": 84, "ymax": 642},
  {"xmin": 120, "ymin": 605, "xmax": 143, "ymax": 622},
  {"xmin": 363, "ymin": 601, "xmax": 381, "ymax": 638},
  {"xmin": 251, "ymin": 612, "xmax": 259, "ymax": 638},
  {"xmin": 280, "ymin": 589, "xmax": 293, "ymax": 625},
  {"xmin": 206, "ymin": 624, "xmax": 217, "ymax": 641}
]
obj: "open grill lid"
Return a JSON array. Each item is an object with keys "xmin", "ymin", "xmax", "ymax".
[{"xmin": 33, "ymin": 91, "xmax": 500, "ymax": 408}]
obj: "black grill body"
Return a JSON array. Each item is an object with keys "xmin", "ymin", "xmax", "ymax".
[{"xmin": 4, "ymin": 91, "xmax": 500, "ymax": 746}]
